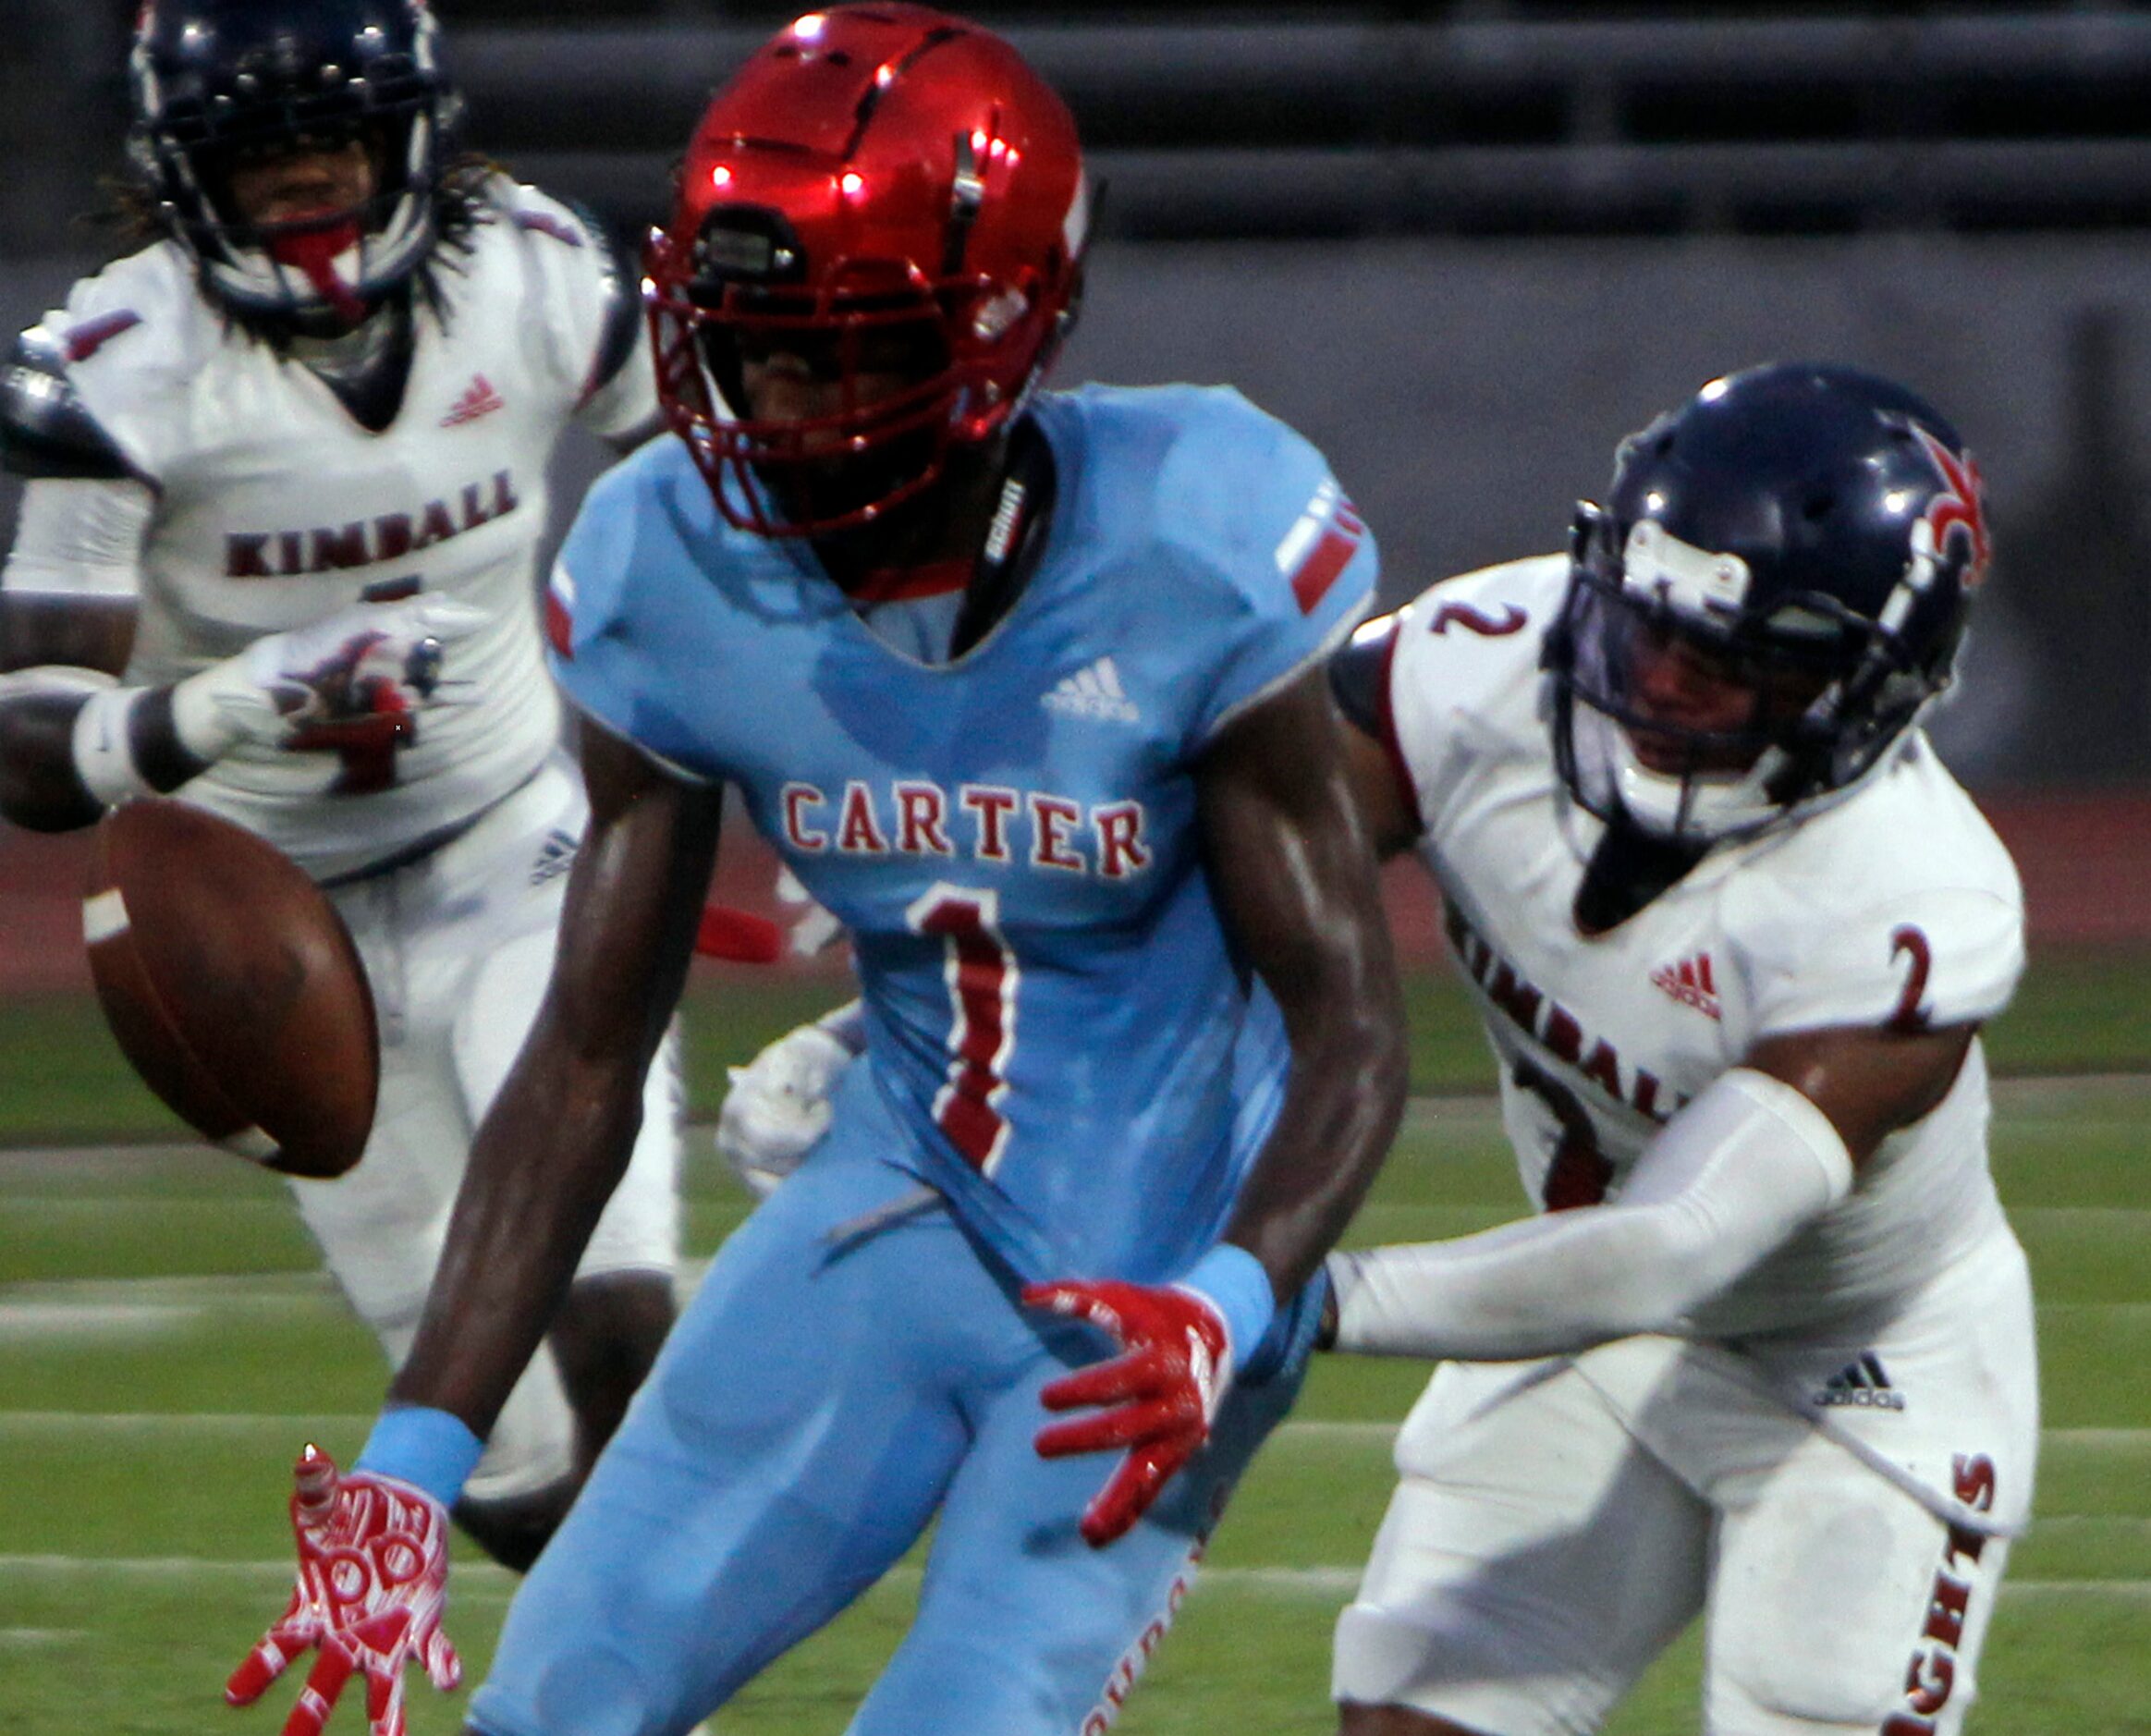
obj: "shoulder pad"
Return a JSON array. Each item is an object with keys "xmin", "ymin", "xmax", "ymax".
[
  {"xmin": 1329, "ymin": 610, "xmax": 1401, "ymax": 740},
  {"xmin": 499, "ymin": 185, "xmax": 641, "ymax": 396},
  {"xmin": 1, "ymin": 329, "xmax": 134, "ymax": 482},
  {"xmin": 570, "ymin": 200, "xmax": 641, "ymax": 395}
]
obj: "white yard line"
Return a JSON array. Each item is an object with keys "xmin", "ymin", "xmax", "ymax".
[
  {"xmin": 2030, "ymin": 1515, "xmax": 2151, "ymax": 1537},
  {"xmin": 2013, "ymin": 1207, "xmax": 2151, "ymax": 1229},
  {"xmin": 0, "ymin": 1412, "xmax": 376, "ymax": 1432},
  {"xmin": 1991, "ymin": 1074, "xmax": 2151, "ymax": 1104},
  {"xmin": 1, "ymin": 1074, "xmax": 2144, "ymax": 1171},
  {"xmin": 0, "ymin": 1299, "xmax": 310, "ymax": 1338},
  {"xmin": 0, "ymin": 1273, "xmax": 333, "ymax": 1300},
  {"xmin": 2042, "ymin": 1426, "xmax": 2151, "ymax": 1447},
  {"xmin": 0, "ymin": 1196, "xmax": 294, "ymax": 1207},
  {"xmin": 3, "ymin": 1412, "xmax": 2147, "ymax": 1455},
  {"xmin": 0, "ymin": 1554, "xmax": 2143, "ymax": 1603},
  {"xmin": 0, "ymin": 1302, "xmax": 196, "ymax": 1339}
]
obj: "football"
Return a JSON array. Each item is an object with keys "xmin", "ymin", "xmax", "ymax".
[{"xmin": 81, "ymin": 797, "xmax": 378, "ymax": 1179}]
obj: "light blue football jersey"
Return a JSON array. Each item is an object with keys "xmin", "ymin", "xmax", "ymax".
[{"xmin": 550, "ymin": 384, "xmax": 1375, "ymax": 1283}]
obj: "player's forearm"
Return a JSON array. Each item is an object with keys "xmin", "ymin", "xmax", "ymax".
[
  {"xmin": 1329, "ymin": 1068, "xmax": 1853, "ymax": 1360},
  {"xmin": 387, "ymin": 1028, "xmax": 651, "ymax": 1434},
  {"xmin": 0, "ymin": 686, "xmax": 101, "ymax": 827},
  {"xmin": 0, "ymin": 581, "xmax": 172, "ymax": 828},
  {"xmin": 1224, "ymin": 986, "xmax": 1409, "ymax": 1302},
  {"xmin": 0, "ymin": 679, "xmax": 207, "ymax": 828},
  {"xmin": 1198, "ymin": 667, "xmax": 1412, "ymax": 1302},
  {"xmin": 1330, "ymin": 1203, "xmax": 1717, "ymax": 1360},
  {"xmin": 387, "ymin": 740, "xmax": 718, "ymax": 1436}
]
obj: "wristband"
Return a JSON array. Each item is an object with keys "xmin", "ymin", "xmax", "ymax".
[
  {"xmin": 168, "ymin": 659, "xmax": 250, "ymax": 763},
  {"xmin": 354, "ymin": 1404, "xmax": 486, "ymax": 1509},
  {"xmin": 1179, "ymin": 1242, "xmax": 1277, "ymax": 1373},
  {"xmin": 69, "ymin": 685, "xmax": 155, "ymax": 805}
]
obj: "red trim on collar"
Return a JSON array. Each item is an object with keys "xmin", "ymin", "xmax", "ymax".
[{"xmin": 847, "ymin": 558, "xmax": 972, "ymax": 604}]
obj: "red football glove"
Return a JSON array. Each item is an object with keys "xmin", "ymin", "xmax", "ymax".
[
  {"xmin": 226, "ymin": 1445, "xmax": 460, "ymax": 1736},
  {"xmin": 1025, "ymin": 1278, "xmax": 1232, "ymax": 1547}
]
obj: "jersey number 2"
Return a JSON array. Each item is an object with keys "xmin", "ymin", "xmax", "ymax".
[
  {"xmin": 1428, "ymin": 601, "xmax": 1527, "ymax": 638},
  {"xmin": 908, "ymin": 885, "xmax": 1018, "ymax": 1174},
  {"xmin": 1890, "ymin": 925, "xmax": 1934, "ymax": 1032}
]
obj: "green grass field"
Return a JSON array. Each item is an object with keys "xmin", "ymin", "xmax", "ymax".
[{"xmin": 2, "ymin": 960, "xmax": 2147, "ymax": 1733}]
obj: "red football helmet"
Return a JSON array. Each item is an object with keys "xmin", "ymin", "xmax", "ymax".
[{"xmin": 645, "ymin": 5, "xmax": 1090, "ymax": 538}]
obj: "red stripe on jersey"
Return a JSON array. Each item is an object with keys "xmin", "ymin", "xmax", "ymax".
[
  {"xmin": 65, "ymin": 311, "xmax": 142, "ymax": 361},
  {"xmin": 1335, "ymin": 499, "xmax": 1365, "ymax": 536},
  {"xmin": 1291, "ymin": 527, "xmax": 1360, "ymax": 615},
  {"xmin": 544, "ymin": 586, "xmax": 573, "ymax": 657}
]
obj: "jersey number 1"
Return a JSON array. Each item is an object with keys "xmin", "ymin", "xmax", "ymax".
[{"xmin": 907, "ymin": 885, "xmax": 1018, "ymax": 1175}]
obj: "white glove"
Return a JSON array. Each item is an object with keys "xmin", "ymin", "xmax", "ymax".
[
  {"xmin": 172, "ymin": 595, "xmax": 486, "ymax": 764},
  {"xmin": 715, "ymin": 1017, "xmax": 859, "ymax": 1197},
  {"xmin": 775, "ymin": 864, "xmax": 848, "ymax": 957}
]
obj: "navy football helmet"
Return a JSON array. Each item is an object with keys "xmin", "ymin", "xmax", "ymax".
[
  {"xmin": 128, "ymin": 0, "xmax": 461, "ymax": 325},
  {"xmin": 1546, "ymin": 362, "xmax": 1990, "ymax": 843}
]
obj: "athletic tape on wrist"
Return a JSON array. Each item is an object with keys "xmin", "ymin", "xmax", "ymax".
[
  {"xmin": 68, "ymin": 685, "xmax": 155, "ymax": 806},
  {"xmin": 355, "ymin": 1405, "xmax": 486, "ymax": 1509},
  {"xmin": 1181, "ymin": 1242, "xmax": 1277, "ymax": 1373}
]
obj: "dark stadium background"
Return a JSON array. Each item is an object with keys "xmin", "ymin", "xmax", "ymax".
[{"xmin": 5, "ymin": 1, "xmax": 2147, "ymax": 988}]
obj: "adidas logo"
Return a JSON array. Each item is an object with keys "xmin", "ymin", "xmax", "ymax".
[
  {"xmin": 1815, "ymin": 1351, "xmax": 1905, "ymax": 1412},
  {"xmin": 1650, "ymin": 951, "xmax": 1721, "ymax": 1021},
  {"xmin": 1043, "ymin": 655, "xmax": 1140, "ymax": 724},
  {"xmin": 441, "ymin": 373, "xmax": 505, "ymax": 427}
]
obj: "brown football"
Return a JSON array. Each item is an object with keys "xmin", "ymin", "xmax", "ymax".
[{"xmin": 82, "ymin": 797, "xmax": 378, "ymax": 1179}]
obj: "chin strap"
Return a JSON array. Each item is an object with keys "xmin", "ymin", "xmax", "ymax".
[{"xmin": 949, "ymin": 415, "xmax": 1057, "ymax": 657}]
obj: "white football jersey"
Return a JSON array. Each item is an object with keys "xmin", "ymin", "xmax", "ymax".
[
  {"xmin": 1383, "ymin": 556, "xmax": 2025, "ymax": 1337},
  {"xmin": 18, "ymin": 177, "xmax": 654, "ymax": 879}
]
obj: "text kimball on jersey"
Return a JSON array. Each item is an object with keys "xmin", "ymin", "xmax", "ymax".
[{"xmin": 225, "ymin": 470, "xmax": 521, "ymax": 578}]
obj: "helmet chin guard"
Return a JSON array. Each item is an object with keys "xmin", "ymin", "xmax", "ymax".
[
  {"xmin": 1558, "ymin": 680, "xmax": 1852, "ymax": 846},
  {"xmin": 1546, "ymin": 363, "xmax": 1988, "ymax": 847},
  {"xmin": 129, "ymin": 0, "xmax": 461, "ymax": 328}
]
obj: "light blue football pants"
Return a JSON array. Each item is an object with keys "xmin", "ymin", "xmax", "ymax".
[{"xmin": 468, "ymin": 1140, "xmax": 1314, "ymax": 1736}]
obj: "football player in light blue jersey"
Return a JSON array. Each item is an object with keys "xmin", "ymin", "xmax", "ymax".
[{"xmin": 232, "ymin": 9, "xmax": 1408, "ymax": 1736}]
